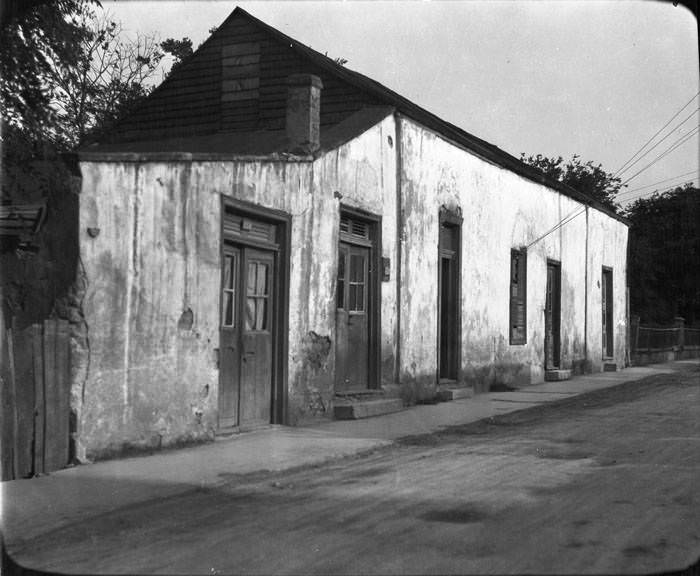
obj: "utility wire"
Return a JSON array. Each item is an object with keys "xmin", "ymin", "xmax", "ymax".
[
  {"xmin": 617, "ymin": 170, "xmax": 699, "ymax": 195},
  {"xmin": 527, "ymin": 206, "xmax": 587, "ymax": 249},
  {"xmin": 620, "ymin": 182, "xmax": 698, "ymax": 205},
  {"xmin": 621, "ymin": 126, "xmax": 700, "ymax": 186},
  {"xmin": 615, "ymin": 108, "xmax": 699, "ymax": 178},
  {"xmin": 616, "ymin": 174, "xmax": 698, "ymax": 201},
  {"xmin": 613, "ymin": 90, "xmax": 700, "ymax": 177}
]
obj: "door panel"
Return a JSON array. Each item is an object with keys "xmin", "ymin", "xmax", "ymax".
[
  {"xmin": 336, "ymin": 242, "xmax": 369, "ymax": 390},
  {"xmin": 240, "ymin": 250, "xmax": 274, "ymax": 427},
  {"xmin": 438, "ymin": 220, "xmax": 460, "ymax": 381},
  {"xmin": 219, "ymin": 245, "xmax": 275, "ymax": 429},
  {"xmin": 439, "ymin": 255, "xmax": 458, "ymax": 379},
  {"xmin": 545, "ymin": 263, "xmax": 561, "ymax": 369},
  {"xmin": 220, "ymin": 247, "xmax": 241, "ymax": 428},
  {"xmin": 602, "ymin": 269, "xmax": 614, "ymax": 358}
]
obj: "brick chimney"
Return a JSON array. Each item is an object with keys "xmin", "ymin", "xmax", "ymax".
[{"xmin": 286, "ymin": 74, "xmax": 323, "ymax": 153}]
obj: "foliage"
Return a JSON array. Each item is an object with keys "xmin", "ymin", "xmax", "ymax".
[
  {"xmin": 160, "ymin": 37, "xmax": 193, "ymax": 76},
  {"xmin": 46, "ymin": 8, "xmax": 164, "ymax": 148},
  {"xmin": 626, "ymin": 185, "xmax": 700, "ymax": 325},
  {"xmin": 0, "ymin": 2, "xmax": 182, "ymax": 204},
  {"xmin": 520, "ymin": 153, "xmax": 624, "ymax": 212},
  {"xmin": 0, "ymin": 0, "xmax": 95, "ymax": 144}
]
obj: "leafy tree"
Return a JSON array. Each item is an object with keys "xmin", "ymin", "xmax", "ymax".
[
  {"xmin": 160, "ymin": 37, "xmax": 193, "ymax": 76},
  {"xmin": 45, "ymin": 8, "xmax": 164, "ymax": 148},
  {"xmin": 1, "ymin": 2, "xmax": 183, "ymax": 204},
  {"xmin": 626, "ymin": 185, "xmax": 700, "ymax": 325},
  {"xmin": 1, "ymin": 0, "xmax": 95, "ymax": 144},
  {"xmin": 520, "ymin": 153, "xmax": 624, "ymax": 212}
]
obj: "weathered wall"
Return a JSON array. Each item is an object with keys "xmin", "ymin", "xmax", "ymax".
[
  {"xmin": 587, "ymin": 208, "xmax": 628, "ymax": 371},
  {"xmin": 77, "ymin": 115, "xmax": 398, "ymax": 454},
  {"xmin": 78, "ymin": 113, "xmax": 627, "ymax": 456},
  {"xmin": 313, "ymin": 115, "xmax": 398, "ymax": 391},
  {"xmin": 79, "ymin": 162, "xmax": 222, "ymax": 458},
  {"xmin": 398, "ymin": 117, "xmax": 627, "ymax": 394}
]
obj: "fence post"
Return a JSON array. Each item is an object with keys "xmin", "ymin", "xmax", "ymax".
[
  {"xmin": 631, "ymin": 315, "xmax": 640, "ymax": 354},
  {"xmin": 675, "ymin": 317, "xmax": 685, "ymax": 351}
]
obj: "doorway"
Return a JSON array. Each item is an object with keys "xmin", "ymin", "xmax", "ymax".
[
  {"xmin": 545, "ymin": 260, "xmax": 561, "ymax": 370},
  {"xmin": 335, "ymin": 210, "xmax": 380, "ymax": 391},
  {"xmin": 437, "ymin": 210, "xmax": 462, "ymax": 382},
  {"xmin": 602, "ymin": 267, "xmax": 614, "ymax": 358},
  {"xmin": 219, "ymin": 203, "xmax": 288, "ymax": 430}
]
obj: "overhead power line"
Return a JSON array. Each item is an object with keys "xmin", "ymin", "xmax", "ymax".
[
  {"xmin": 615, "ymin": 108, "xmax": 699, "ymax": 178},
  {"xmin": 620, "ymin": 182, "xmax": 698, "ymax": 205},
  {"xmin": 613, "ymin": 90, "xmax": 700, "ymax": 177},
  {"xmin": 527, "ymin": 206, "xmax": 587, "ymax": 249},
  {"xmin": 621, "ymin": 126, "xmax": 700, "ymax": 186},
  {"xmin": 616, "ymin": 172, "xmax": 698, "ymax": 202},
  {"xmin": 618, "ymin": 170, "xmax": 699, "ymax": 195}
]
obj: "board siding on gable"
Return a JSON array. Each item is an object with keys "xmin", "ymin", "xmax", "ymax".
[{"xmin": 107, "ymin": 14, "xmax": 384, "ymax": 143}]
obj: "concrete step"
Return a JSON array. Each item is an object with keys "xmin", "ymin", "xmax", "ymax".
[
  {"xmin": 545, "ymin": 369, "xmax": 572, "ymax": 381},
  {"xmin": 436, "ymin": 386, "xmax": 474, "ymax": 402},
  {"xmin": 334, "ymin": 398, "xmax": 405, "ymax": 420},
  {"xmin": 603, "ymin": 362, "xmax": 618, "ymax": 372}
]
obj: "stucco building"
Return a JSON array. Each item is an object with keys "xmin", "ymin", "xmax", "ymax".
[{"xmin": 72, "ymin": 8, "xmax": 628, "ymax": 459}]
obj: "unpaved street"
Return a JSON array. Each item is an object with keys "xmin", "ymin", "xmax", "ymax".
[{"xmin": 12, "ymin": 364, "xmax": 700, "ymax": 574}]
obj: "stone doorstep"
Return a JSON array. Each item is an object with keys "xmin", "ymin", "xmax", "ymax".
[
  {"xmin": 545, "ymin": 369, "xmax": 573, "ymax": 381},
  {"xmin": 603, "ymin": 362, "xmax": 618, "ymax": 372},
  {"xmin": 333, "ymin": 398, "xmax": 405, "ymax": 420},
  {"xmin": 436, "ymin": 386, "xmax": 475, "ymax": 402}
]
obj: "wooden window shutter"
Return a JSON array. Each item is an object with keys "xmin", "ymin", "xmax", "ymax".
[{"xmin": 509, "ymin": 248, "xmax": 527, "ymax": 344}]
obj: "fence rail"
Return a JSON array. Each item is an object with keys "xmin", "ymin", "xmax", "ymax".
[{"xmin": 631, "ymin": 316, "xmax": 700, "ymax": 353}]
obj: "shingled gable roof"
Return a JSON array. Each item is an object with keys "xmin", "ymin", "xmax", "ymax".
[{"xmin": 85, "ymin": 7, "xmax": 625, "ymax": 223}]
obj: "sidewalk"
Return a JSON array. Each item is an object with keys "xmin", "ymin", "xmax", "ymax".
[{"xmin": 0, "ymin": 362, "xmax": 683, "ymax": 556}]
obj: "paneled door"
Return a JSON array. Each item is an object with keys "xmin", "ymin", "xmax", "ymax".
[
  {"xmin": 545, "ymin": 262, "xmax": 561, "ymax": 370},
  {"xmin": 220, "ymin": 245, "xmax": 275, "ymax": 429},
  {"xmin": 602, "ymin": 268, "xmax": 614, "ymax": 358},
  {"xmin": 335, "ymin": 242, "xmax": 370, "ymax": 390}
]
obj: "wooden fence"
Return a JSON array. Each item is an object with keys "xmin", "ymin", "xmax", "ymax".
[
  {"xmin": 630, "ymin": 316, "xmax": 700, "ymax": 364},
  {"xmin": 1, "ymin": 317, "xmax": 71, "ymax": 481}
]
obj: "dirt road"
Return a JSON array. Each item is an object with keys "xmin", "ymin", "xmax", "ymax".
[{"xmin": 11, "ymin": 364, "xmax": 700, "ymax": 574}]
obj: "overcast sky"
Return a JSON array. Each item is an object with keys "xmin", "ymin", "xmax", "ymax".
[{"xmin": 106, "ymin": 0, "xmax": 699, "ymax": 206}]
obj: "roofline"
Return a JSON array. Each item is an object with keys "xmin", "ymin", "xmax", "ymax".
[
  {"xmin": 75, "ymin": 152, "xmax": 313, "ymax": 163},
  {"xmin": 233, "ymin": 7, "xmax": 627, "ymax": 225}
]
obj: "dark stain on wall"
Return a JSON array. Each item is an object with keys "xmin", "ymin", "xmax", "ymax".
[{"xmin": 289, "ymin": 331, "xmax": 333, "ymax": 422}]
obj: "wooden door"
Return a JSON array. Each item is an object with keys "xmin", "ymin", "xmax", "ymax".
[
  {"xmin": 602, "ymin": 268, "xmax": 614, "ymax": 358},
  {"xmin": 438, "ymin": 220, "xmax": 460, "ymax": 381},
  {"xmin": 545, "ymin": 262, "xmax": 561, "ymax": 369},
  {"xmin": 220, "ymin": 247, "xmax": 241, "ymax": 428},
  {"xmin": 240, "ymin": 249, "xmax": 274, "ymax": 427},
  {"xmin": 335, "ymin": 243, "xmax": 370, "ymax": 390},
  {"xmin": 219, "ymin": 246, "xmax": 274, "ymax": 429}
]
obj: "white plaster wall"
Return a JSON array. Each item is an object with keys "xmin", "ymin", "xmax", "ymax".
[
  {"xmin": 398, "ymin": 117, "xmax": 627, "ymax": 391},
  {"xmin": 587, "ymin": 208, "xmax": 629, "ymax": 370},
  {"xmin": 314, "ymin": 115, "xmax": 398, "ymax": 387},
  {"xmin": 78, "ymin": 117, "xmax": 399, "ymax": 452},
  {"xmin": 79, "ymin": 162, "xmax": 221, "ymax": 457}
]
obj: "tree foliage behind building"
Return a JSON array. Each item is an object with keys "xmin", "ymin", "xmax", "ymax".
[
  {"xmin": 626, "ymin": 185, "xmax": 699, "ymax": 325},
  {"xmin": 520, "ymin": 153, "xmax": 624, "ymax": 212}
]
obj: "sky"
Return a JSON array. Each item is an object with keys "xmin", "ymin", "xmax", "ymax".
[{"xmin": 105, "ymin": 0, "xmax": 699, "ymax": 207}]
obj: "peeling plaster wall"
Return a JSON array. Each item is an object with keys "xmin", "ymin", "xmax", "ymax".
[
  {"xmin": 77, "ymin": 117, "xmax": 398, "ymax": 454},
  {"xmin": 80, "ymin": 162, "xmax": 222, "ymax": 458},
  {"xmin": 587, "ymin": 208, "xmax": 628, "ymax": 372},
  {"xmin": 398, "ymin": 117, "xmax": 628, "ymax": 393},
  {"xmin": 314, "ymin": 115, "xmax": 398, "ymax": 392}
]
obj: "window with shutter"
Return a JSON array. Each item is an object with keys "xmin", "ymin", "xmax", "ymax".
[{"xmin": 510, "ymin": 248, "xmax": 527, "ymax": 344}]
